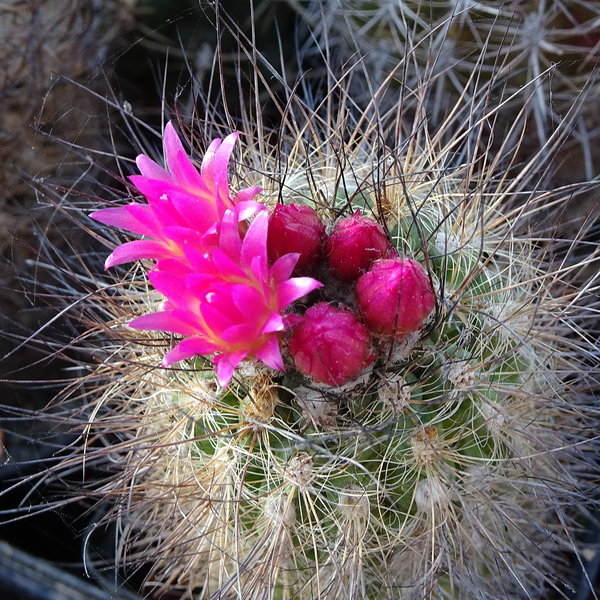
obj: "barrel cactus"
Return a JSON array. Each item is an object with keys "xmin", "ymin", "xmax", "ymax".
[
  {"xmin": 73, "ymin": 81, "xmax": 599, "ymax": 600},
  {"xmin": 32, "ymin": 8, "xmax": 599, "ymax": 600}
]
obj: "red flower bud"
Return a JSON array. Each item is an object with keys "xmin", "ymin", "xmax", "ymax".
[
  {"xmin": 325, "ymin": 211, "xmax": 395, "ymax": 282},
  {"xmin": 289, "ymin": 302, "xmax": 373, "ymax": 386},
  {"xmin": 356, "ymin": 258, "xmax": 435, "ymax": 337},
  {"xmin": 267, "ymin": 203, "xmax": 326, "ymax": 272}
]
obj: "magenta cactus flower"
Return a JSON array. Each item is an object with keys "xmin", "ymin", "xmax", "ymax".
[
  {"xmin": 289, "ymin": 302, "xmax": 373, "ymax": 386},
  {"xmin": 129, "ymin": 209, "xmax": 322, "ymax": 387},
  {"xmin": 325, "ymin": 210, "xmax": 395, "ymax": 281},
  {"xmin": 90, "ymin": 122, "xmax": 263, "ymax": 268},
  {"xmin": 356, "ymin": 257, "xmax": 435, "ymax": 337},
  {"xmin": 267, "ymin": 203, "xmax": 326, "ymax": 272}
]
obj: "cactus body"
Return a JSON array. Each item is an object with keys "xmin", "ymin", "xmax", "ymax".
[{"xmin": 87, "ymin": 109, "xmax": 598, "ymax": 599}]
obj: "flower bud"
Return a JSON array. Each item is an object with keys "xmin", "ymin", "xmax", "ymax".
[
  {"xmin": 267, "ymin": 203, "xmax": 326, "ymax": 272},
  {"xmin": 325, "ymin": 211, "xmax": 395, "ymax": 281},
  {"xmin": 289, "ymin": 303, "xmax": 372, "ymax": 386},
  {"xmin": 356, "ymin": 258, "xmax": 435, "ymax": 337}
]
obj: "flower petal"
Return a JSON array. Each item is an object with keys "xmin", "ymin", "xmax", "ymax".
[
  {"xmin": 218, "ymin": 210, "xmax": 242, "ymax": 262},
  {"xmin": 270, "ymin": 253, "xmax": 300, "ymax": 284},
  {"xmin": 220, "ymin": 324, "xmax": 257, "ymax": 344},
  {"xmin": 230, "ymin": 284, "xmax": 266, "ymax": 320},
  {"xmin": 200, "ymin": 137, "xmax": 223, "ymax": 177},
  {"xmin": 209, "ymin": 248, "xmax": 247, "ymax": 281},
  {"xmin": 276, "ymin": 277, "xmax": 323, "ymax": 309},
  {"xmin": 128, "ymin": 175, "xmax": 175, "ymax": 203},
  {"xmin": 213, "ymin": 349, "xmax": 247, "ymax": 387},
  {"xmin": 240, "ymin": 210, "xmax": 268, "ymax": 269},
  {"xmin": 136, "ymin": 154, "xmax": 170, "ymax": 181},
  {"xmin": 165, "ymin": 190, "xmax": 224, "ymax": 238},
  {"xmin": 260, "ymin": 312, "xmax": 285, "ymax": 334},
  {"xmin": 184, "ymin": 246, "xmax": 218, "ymax": 276},
  {"xmin": 200, "ymin": 301, "xmax": 236, "ymax": 337},
  {"xmin": 105, "ymin": 240, "xmax": 173, "ymax": 268},
  {"xmin": 90, "ymin": 205, "xmax": 155, "ymax": 237},
  {"xmin": 125, "ymin": 205, "xmax": 165, "ymax": 237},
  {"xmin": 129, "ymin": 310, "xmax": 200, "ymax": 335},
  {"xmin": 254, "ymin": 335, "xmax": 284, "ymax": 371},
  {"xmin": 148, "ymin": 263, "xmax": 197, "ymax": 309},
  {"xmin": 162, "ymin": 226, "xmax": 207, "ymax": 253},
  {"xmin": 234, "ymin": 187, "xmax": 263, "ymax": 205},
  {"xmin": 162, "ymin": 123, "xmax": 205, "ymax": 192},
  {"xmin": 202, "ymin": 132, "xmax": 238, "ymax": 182},
  {"xmin": 233, "ymin": 200, "xmax": 266, "ymax": 222},
  {"xmin": 162, "ymin": 336, "xmax": 221, "ymax": 367}
]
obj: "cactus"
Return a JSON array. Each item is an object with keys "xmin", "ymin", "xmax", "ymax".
[
  {"xmin": 17, "ymin": 5, "xmax": 600, "ymax": 600},
  {"xmin": 77, "ymin": 98, "xmax": 598, "ymax": 600}
]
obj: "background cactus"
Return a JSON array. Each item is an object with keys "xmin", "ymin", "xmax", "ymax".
[
  {"xmin": 296, "ymin": 0, "xmax": 600, "ymax": 180},
  {"xmin": 4, "ymin": 3, "xmax": 599, "ymax": 600}
]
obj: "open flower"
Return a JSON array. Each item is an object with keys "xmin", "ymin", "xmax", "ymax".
[
  {"xmin": 91, "ymin": 122, "xmax": 263, "ymax": 268},
  {"xmin": 129, "ymin": 209, "xmax": 322, "ymax": 387}
]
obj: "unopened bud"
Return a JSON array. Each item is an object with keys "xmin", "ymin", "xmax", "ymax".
[
  {"xmin": 289, "ymin": 302, "xmax": 373, "ymax": 386},
  {"xmin": 356, "ymin": 258, "xmax": 435, "ymax": 337},
  {"xmin": 325, "ymin": 211, "xmax": 395, "ymax": 281},
  {"xmin": 267, "ymin": 203, "xmax": 326, "ymax": 272}
]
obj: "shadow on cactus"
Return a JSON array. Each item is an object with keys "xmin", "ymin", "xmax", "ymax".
[{"xmin": 9, "ymin": 8, "xmax": 600, "ymax": 600}]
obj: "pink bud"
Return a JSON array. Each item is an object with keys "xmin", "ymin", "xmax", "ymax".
[
  {"xmin": 289, "ymin": 303, "xmax": 373, "ymax": 386},
  {"xmin": 267, "ymin": 203, "xmax": 326, "ymax": 272},
  {"xmin": 325, "ymin": 212, "xmax": 395, "ymax": 282},
  {"xmin": 356, "ymin": 258, "xmax": 435, "ymax": 337}
]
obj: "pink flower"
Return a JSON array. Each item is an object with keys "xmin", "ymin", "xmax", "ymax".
[
  {"xmin": 289, "ymin": 303, "xmax": 373, "ymax": 386},
  {"xmin": 90, "ymin": 122, "xmax": 263, "ymax": 268},
  {"xmin": 356, "ymin": 258, "xmax": 435, "ymax": 337},
  {"xmin": 325, "ymin": 211, "xmax": 395, "ymax": 282},
  {"xmin": 267, "ymin": 203, "xmax": 326, "ymax": 273},
  {"xmin": 129, "ymin": 210, "xmax": 322, "ymax": 387}
]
